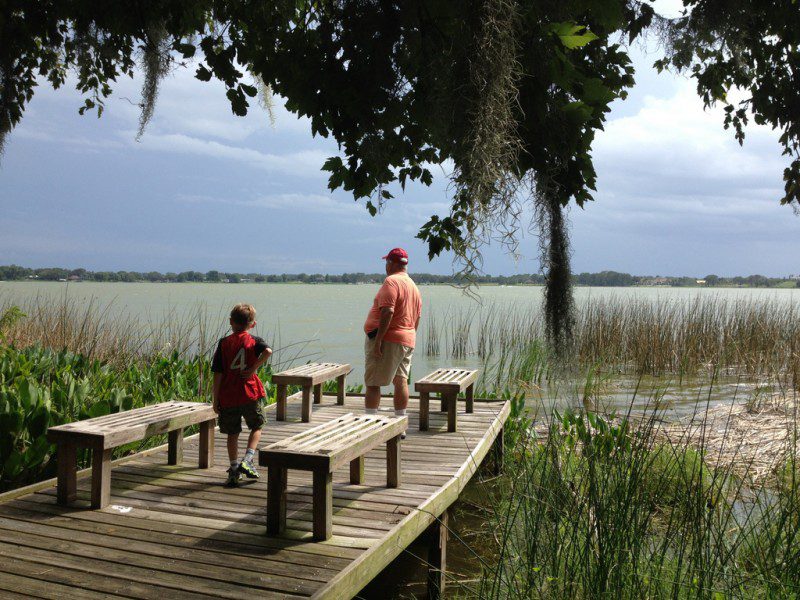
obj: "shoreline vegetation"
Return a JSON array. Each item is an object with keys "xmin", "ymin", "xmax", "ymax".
[
  {"xmin": 2, "ymin": 294, "xmax": 799, "ymax": 596},
  {"xmin": 2, "ymin": 264, "xmax": 799, "ymax": 288}
]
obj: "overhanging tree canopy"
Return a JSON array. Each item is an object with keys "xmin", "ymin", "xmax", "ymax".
[{"xmin": 2, "ymin": 0, "xmax": 798, "ymax": 345}]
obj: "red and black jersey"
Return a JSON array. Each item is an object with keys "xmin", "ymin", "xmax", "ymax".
[{"xmin": 211, "ymin": 331, "xmax": 270, "ymax": 408}]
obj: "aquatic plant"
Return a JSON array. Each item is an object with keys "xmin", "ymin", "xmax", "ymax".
[
  {"xmin": 426, "ymin": 295, "xmax": 800, "ymax": 380},
  {"xmin": 459, "ymin": 388, "xmax": 800, "ymax": 599}
]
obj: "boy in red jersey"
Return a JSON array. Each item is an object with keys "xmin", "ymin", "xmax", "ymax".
[{"xmin": 211, "ymin": 303, "xmax": 273, "ymax": 487}]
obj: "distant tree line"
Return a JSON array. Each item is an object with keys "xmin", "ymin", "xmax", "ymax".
[{"xmin": 0, "ymin": 265, "xmax": 797, "ymax": 288}]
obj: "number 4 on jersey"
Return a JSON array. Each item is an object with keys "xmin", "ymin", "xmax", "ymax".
[{"xmin": 230, "ymin": 348, "xmax": 247, "ymax": 371}]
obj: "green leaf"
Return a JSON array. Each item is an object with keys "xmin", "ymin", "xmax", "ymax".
[
  {"xmin": 176, "ymin": 43, "xmax": 196, "ymax": 59},
  {"xmin": 2, "ymin": 452, "xmax": 23, "ymax": 478},
  {"xmin": 88, "ymin": 401, "xmax": 110, "ymax": 419},
  {"xmin": 27, "ymin": 405, "xmax": 50, "ymax": 439},
  {"xmin": 559, "ymin": 31, "xmax": 599, "ymax": 49},
  {"xmin": 195, "ymin": 65, "xmax": 213, "ymax": 82},
  {"xmin": 0, "ymin": 411, "xmax": 23, "ymax": 435},
  {"xmin": 240, "ymin": 83, "xmax": 258, "ymax": 98}
]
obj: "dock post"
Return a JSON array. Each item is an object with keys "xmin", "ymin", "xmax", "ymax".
[{"xmin": 426, "ymin": 510, "xmax": 448, "ymax": 599}]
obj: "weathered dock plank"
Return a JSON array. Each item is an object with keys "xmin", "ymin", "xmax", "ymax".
[{"xmin": 0, "ymin": 395, "xmax": 509, "ymax": 599}]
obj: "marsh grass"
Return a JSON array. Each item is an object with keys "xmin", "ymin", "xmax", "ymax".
[
  {"xmin": 428, "ymin": 296, "xmax": 800, "ymax": 380},
  {"xmin": 0, "ymin": 294, "xmax": 317, "ymax": 370},
  {"xmin": 456, "ymin": 387, "xmax": 800, "ymax": 599}
]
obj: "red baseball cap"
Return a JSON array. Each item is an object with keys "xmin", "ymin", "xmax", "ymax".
[{"xmin": 382, "ymin": 247, "xmax": 409, "ymax": 264}]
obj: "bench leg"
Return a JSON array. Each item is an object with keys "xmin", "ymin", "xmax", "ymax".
[
  {"xmin": 446, "ymin": 393, "xmax": 457, "ymax": 433},
  {"xmin": 199, "ymin": 420, "xmax": 215, "ymax": 469},
  {"xmin": 426, "ymin": 510, "xmax": 449, "ymax": 599},
  {"xmin": 350, "ymin": 456, "xmax": 365, "ymax": 485},
  {"xmin": 419, "ymin": 391, "xmax": 430, "ymax": 431},
  {"xmin": 91, "ymin": 448, "xmax": 112, "ymax": 509},
  {"xmin": 56, "ymin": 442, "xmax": 77, "ymax": 506},
  {"xmin": 336, "ymin": 374, "xmax": 346, "ymax": 405},
  {"xmin": 168, "ymin": 428, "xmax": 184, "ymax": 465},
  {"xmin": 386, "ymin": 435, "xmax": 402, "ymax": 488},
  {"xmin": 313, "ymin": 383, "xmax": 322, "ymax": 405},
  {"xmin": 313, "ymin": 469, "xmax": 333, "ymax": 541},
  {"xmin": 465, "ymin": 384, "xmax": 474, "ymax": 414},
  {"xmin": 266, "ymin": 466, "xmax": 287, "ymax": 535},
  {"xmin": 301, "ymin": 385, "xmax": 312, "ymax": 422},
  {"xmin": 440, "ymin": 394, "xmax": 447, "ymax": 413},
  {"xmin": 276, "ymin": 384, "xmax": 287, "ymax": 421}
]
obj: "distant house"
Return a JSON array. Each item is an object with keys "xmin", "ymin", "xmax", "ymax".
[
  {"xmin": 642, "ymin": 277, "xmax": 669, "ymax": 286},
  {"xmin": 696, "ymin": 279, "xmax": 706, "ymax": 285},
  {"xmin": 67, "ymin": 275, "xmax": 81, "ymax": 282}
]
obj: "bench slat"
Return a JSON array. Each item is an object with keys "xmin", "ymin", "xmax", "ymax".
[
  {"xmin": 48, "ymin": 402, "xmax": 217, "ymax": 449},
  {"xmin": 415, "ymin": 369, "xmax": 479, "ymax": 394},
  {"xmin": 295, "ymin": 420, "xmax": 389, "ymax": 453},
  {"xmin": 272, "ymin": 362, "xmax": 352, "ymax": 386},
  {"xmin": 260, "ymin": 413, "xmax": 407, "ymax": 472},
  {"xmin": 289, "ymin": 421, "xmax": 375, "ymax": 451}
]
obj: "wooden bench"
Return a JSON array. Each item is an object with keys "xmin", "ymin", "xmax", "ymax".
[
  {"xmin": 47, "ymin": 401, "xmax": 217, "ymax": 509},
  {"xmin": 272, "ymin": 362, "xmax": 352, "ymax": 422},
  {"xmin": 259, "ymin": 412, "xmax": 407, "ymax": 541},
  {"xmin": 415, "ymin": 368, "xmax": 479, "ymax": 432}
]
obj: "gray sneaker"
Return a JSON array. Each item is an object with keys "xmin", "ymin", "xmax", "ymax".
[
  {"xmin": 238, "ymin": 459, "xmax": 260, "ymax": 479},
  {"xmin": 225, "ymin": 467, "xmax": 241, "ymax": 488}
]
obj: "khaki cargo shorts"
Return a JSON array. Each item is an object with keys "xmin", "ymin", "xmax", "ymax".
[{"xmin": 364, "ymin": 336, "xmax": 413, "ymax": 387}]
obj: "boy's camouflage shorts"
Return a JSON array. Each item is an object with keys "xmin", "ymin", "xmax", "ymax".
[{"xmin": 218, "ymin": 400, "xmax": 266, "ymax": 434}]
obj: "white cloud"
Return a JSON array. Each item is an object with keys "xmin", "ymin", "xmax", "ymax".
[
  {"xmin": 177, "ymin": 192, "xmax": 369, "ymax": 220},
  {"xmin": 126, "ymin": 132, "xmax": 329, "ymax": 178}
]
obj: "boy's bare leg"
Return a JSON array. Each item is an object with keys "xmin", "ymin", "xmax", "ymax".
[
  {"xmin": 227, "ymin": 434, "xmax": 239, "ymax": 463},
  {"xmin": 247, "ymin": 427, "xmax": 262, "ymax": 451},
  {"xmin": 365, "ymin": 386, "xmax": 382, "ymax": 410},
  {"xmin": 392, "ymin": 375, "xmax": 409, "ymax": 411}
]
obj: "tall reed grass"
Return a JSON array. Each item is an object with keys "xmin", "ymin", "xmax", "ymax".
[
  {"xmin": 0, "ymin": 293, "xmax": 317, "ymax": 370},
  {"xmin": 426, "ymin": 296, "xmax": 800, "ymax": 379}
]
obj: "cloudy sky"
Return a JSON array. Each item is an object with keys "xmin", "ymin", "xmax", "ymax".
[{"xmin": 0, "ymin": 4, "xmax": 796, "ymax": 277}]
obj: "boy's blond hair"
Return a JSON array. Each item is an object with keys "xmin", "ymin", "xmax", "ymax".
[{"xmin": 230, "ymin": 303, "xmax": 256, "ymax": 329}]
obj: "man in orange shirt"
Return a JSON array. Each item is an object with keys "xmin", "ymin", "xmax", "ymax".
[{"xmin": 363, "ymin": 248, "xmax": 422, "ymax": 420}]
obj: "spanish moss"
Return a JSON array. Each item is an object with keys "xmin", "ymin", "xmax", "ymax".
[
  {"xmin": 137, "ymin": 26, "xmax": 172, "ymax": 141},
  {"xmin": 536, "ymin": 178, "xmax": 575, "ymax": 353},
  {"xmin": 451, "ymin": 0, "xmax": 524, "ymax": 275},
  {"xmin": 0, "ymin": 63, "xmax": 11, "ymax": 159}
]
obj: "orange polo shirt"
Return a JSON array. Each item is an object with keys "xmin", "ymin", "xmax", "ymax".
[{"xmin": 363, "ymin": 272, "xmax": 422, "ymax": 348}]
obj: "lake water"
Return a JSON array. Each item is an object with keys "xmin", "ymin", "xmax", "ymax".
[{"xmin": 2, "ymin": 281, "xmax": 797, "ymax": 387}]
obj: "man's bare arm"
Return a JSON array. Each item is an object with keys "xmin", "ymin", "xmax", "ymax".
[{"xmin": 374, "ymin": 306, "xmax": 394, "ymax": 356}]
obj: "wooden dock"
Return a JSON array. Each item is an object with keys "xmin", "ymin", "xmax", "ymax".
[{"xmin": 0, "ymin": 394, "xmax": 509, "ymax": 599}]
